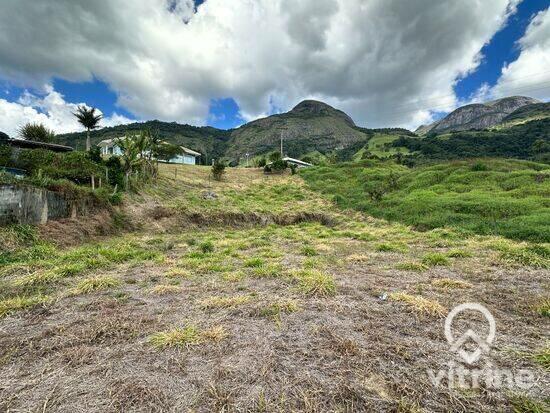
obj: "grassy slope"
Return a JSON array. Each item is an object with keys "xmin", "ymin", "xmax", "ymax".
[
  {"xmin": 301, "ymin": 158, "xmax": 550, "ymax": 242},
  {"xmin": 0, "ymin": 164, "xmax": 548, "ymax": 411}
]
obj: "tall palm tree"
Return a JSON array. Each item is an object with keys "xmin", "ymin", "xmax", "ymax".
[{"xmin": 74, "ymin": 106, "xmax": 102, "ymax": 151}]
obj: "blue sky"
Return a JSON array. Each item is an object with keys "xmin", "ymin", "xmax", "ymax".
[{"xmin": 0, "ymin": 0, "xmax": 548, "ymax": 135}]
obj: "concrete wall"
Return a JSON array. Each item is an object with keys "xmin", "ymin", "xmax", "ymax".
[{"xmin": 0, "ymin": 184, "xmax": 80, "ymax": 226}]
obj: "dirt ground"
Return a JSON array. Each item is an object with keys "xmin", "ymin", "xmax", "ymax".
[{"xmin": 0, "ymin": 165, "xmax": 548, "ymax": 412}]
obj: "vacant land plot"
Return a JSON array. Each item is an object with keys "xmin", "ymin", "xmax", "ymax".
[{"xmin": 0, "ymin": 165, "xmax": 548, "ymax": 412}]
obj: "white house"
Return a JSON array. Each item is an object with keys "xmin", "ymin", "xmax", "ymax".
[{"xmin": 97, "ymin": 138, "xmax": 201, "ymax": 165}]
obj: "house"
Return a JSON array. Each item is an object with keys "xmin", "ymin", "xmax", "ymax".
[
  {"xmin": 3, "ymin": 138, "xmax": 73, "ymax": 153},
  {"xmin": 97, "ymin": 138, "xmax": 201, "ymax": 165},
  {"xmin": 166, "ymin": 147, "xmax": 202, "ymax": 165},
  {"xmin": 282, "ymin": 157, "xmax": 313, "ymax": 168}
]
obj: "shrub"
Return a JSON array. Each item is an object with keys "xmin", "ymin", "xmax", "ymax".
[
  {"xmin": 211, "ymin": 159, "xmax": 226, "ymax": 181},
  {"xmin": 0, "ymin": 144, "xmax": 12, "ymax": 166},
  {"xmin": 199, "ymin": 241, "xmax": 215, "ymax": 253}
]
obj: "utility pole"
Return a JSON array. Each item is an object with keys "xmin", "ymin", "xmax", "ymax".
[
  {"xmin": 246, "ymin": 153, "xmax": 249, "ymax": 167},
  {"xmin": 280, "ymin": 132, "xmax": 284, "ymax": 157}
]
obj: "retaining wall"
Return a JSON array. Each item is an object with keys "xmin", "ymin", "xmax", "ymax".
[{"xmin": 0, "ymin": 184, "xmax": 81, "ymax": 225}]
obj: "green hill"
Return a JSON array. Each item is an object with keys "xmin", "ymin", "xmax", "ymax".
[
  {"xmin": 56, "ymin": 120, "xmax": 231, "ymax": 163},
  {"xmin": 301, "ymin": 158, "xmax": 550, "ymax": 242},
  {"xmin": 224, "ymin": 100, "xmax": 372, "ymax": 160},
  {"xmin": 393, "ymin": 118, "xmax": 550, "ymax": 162}
]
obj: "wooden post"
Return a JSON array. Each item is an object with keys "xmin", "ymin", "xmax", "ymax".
[{"xmin": 91, "ymin": 175, "xmax": 95, "ymax": 190}]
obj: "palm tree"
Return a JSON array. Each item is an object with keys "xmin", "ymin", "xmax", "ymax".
[{"xmin": 73, "ymin": 106, "xmax": 102, "ymax": 151}]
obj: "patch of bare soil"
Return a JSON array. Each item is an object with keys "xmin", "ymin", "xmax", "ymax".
[{"xmin": 0, "ymin": 233, "xmax": 548, "ymax": 412}]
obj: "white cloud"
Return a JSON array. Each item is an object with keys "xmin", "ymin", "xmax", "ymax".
[
  {"xmin": 0, "ymin": 85, "xmax": 132, "ymax": 137},
  {"xmin": 0, "ymin": 0, "xmax": 522, "ymax": 130},
  {"xmin": 491, "ymin": 7, "xmax": 550, "ymax": 101}
]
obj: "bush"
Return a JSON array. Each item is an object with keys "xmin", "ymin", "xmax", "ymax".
[
  {"xmin": 0, "ymin": 144, "xmax": 12, "ymax": 166},
  {"xmin": 211, "ymin": 159, "xmax": 226, "ymax": 181}
]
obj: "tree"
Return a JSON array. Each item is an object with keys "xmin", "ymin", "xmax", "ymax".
[
  {"xmin": 211, "ymin": 159, "xmax": 226, "ymax": 181},
  {"xmin": 74, "ymin": 105, "xmax": 102, "ymax": 151},
  {"xmin": 531, "ymin": 139, "xmax": 550, "ymax": 155},
  {"xmin": 18, "ymin": 123, "xmax": 55, "ymax": 143},
  {"xmin": 156, "ymin": 143, "xmax": 183, "ymax": 163}
]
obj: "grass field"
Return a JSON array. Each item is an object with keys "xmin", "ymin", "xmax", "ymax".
[
  {"xmin": 301, "ymin": 158, "xmax": 550, "ymax": 242},
  {"xmin": 0, "ymin": 163, "xmax": 548, "ymax": 412}
]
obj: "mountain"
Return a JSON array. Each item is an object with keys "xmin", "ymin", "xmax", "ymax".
[
  {"xmin": 57, "ymin": 100, "xmax": 373, "ymax": 162},
  {"xmin": 224, "ymin": 100, "xmax": 370, "ymax": 160},
  {"xmin": 499, "ymin": 102, "xmax": 550, "ymax": 127},
  {"xmin": 416, "ymin": 96, "xmax": 540, "ymax": 135}
]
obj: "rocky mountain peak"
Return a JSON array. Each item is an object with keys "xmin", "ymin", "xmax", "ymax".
[{"xmin": 290, "ymin": 100, "xmax": 355, "ymax": 126}]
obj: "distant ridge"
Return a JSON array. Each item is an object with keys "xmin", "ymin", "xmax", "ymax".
[{"xmin": 416, "ymin": 96, "xmax": 541, "ymax": 135}]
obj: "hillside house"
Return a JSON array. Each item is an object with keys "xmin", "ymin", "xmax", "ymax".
[{"xmin": 97, "ymin": 138, "xmax": 201, "ymax": 165}]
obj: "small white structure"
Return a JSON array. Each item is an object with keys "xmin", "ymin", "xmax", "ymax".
[
  {"xmin": 283, "ymin": 157, "xmax": 313, "ymax": 168},
  {"xmin": 167, "ymin": 147, "xmax": 202, "ymax": 165},
  {"xmin": 97, "ymin": 138, "xmax": 201, "ymax": 165}
]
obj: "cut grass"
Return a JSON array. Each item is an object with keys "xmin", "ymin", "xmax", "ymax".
[
  {"xmin": 431, "ymin": 278, "xmax": 473, "ymax": 290},
  {"xmin": 389, "ymin": 292, "xmax": 446, "ymax": 317},
  {"xmin": 149, "ymin": 285, "xmax": 182, "ymax": 295},
  {"xmin": 165, "ymin": 268, "xmax": 191, "ymax": 278},
  {"xmin": 293, "ymin": 269, "xmax": 336, "ymax": 297},
  {"xmin": 259, "ymin": 300, "xmax": 300, "ymax": 319},
  {"xmin": 422, "ymin": 253, "xmax": 450, "ymax": 267},
  {"xmin": 498, "ymin": 245, "xmax": 550, "ymax": 269},
  {"xmin": 396, "ymin": 262, "xmax": 428, "ymax": 272},
  {"xmin": 148, "ymin": 325, "xmax": 229, "ymax": 349},
  {"xmin": 535, "ymin": 299, "xmax": 550, "ymax": 317},
  {"xmin": 200, "ymin": 295, "xmax": 252, "ymax": 309},
  {"xmin": 531, "ymin": 345, "xmax": 549, "ymax": 369},
  {"xmin": 300, "ymin": 245, "xmax": 318, "ymax": 256},
  {"xmin": 244, "ymin": 257, "xmax": 265, "ymax": 268},
  {"xmin": 148, "ymin": 326, "xmax": 201, "ymax": 349},
  {"xmin": 252, "ymin": 263, "xmax": 284, "ymax": 278},
  {"xmin": 0, "ymin": 295, "xmax": 49, "ymax": 318},
  {"xmin": 72, "ymin": 276, "xmax": 120, "ymax": 295},
  {"xmin": 509, "ymin": 394, "xmax": 549, "ymax": 413},
  {"xmin": 376, "ymin": 243, "xmax": 407, "ymax": 253}
]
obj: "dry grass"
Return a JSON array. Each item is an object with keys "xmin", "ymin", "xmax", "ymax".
[
  {"xmin": 346, "ymin": 254, "xmax": 370, "ymax": 263},
  {"xmin": 200, "ymin": 295, "xmax": 252, "ymax": 309},
  {"xmin": 431, "ymin": 278, "xmax": 473, "ymax": 290},
  {"xmin": 389, "ymin": 292, "xmax": 446, "ymax": 317},
  {"xmin": 0, "ymin": 295, "xmax": 49, "ymax": 318},
  {"xmin": 292, "ymin": 269, "xmax": 336, "ymax": 296},
  {"xmin": 72, "ymin": 276, "xmax": 120, "ymax": 295},
  {"xmin": 149, "ymin": 285, "xmax": 182, "ymax": 295},
  {"xmin": 396, "ymin": 262, "xmax": 428, "ymax": 272},
  {"xmin": 165, "ymin": 267, "xmax": 191, "ymax": 278},
  {"xmin": 148, "ymin": 324, "xmax": 229, "ymax": 349},
  {"xmin": 148, "ymin": 326, "xmax": 201, "ymax": 349}
]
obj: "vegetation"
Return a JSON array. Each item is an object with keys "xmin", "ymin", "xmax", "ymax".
[
  {"xmin": 393, "ymin": 118, "xmax": 550, "ymax": 163},
  {"xmin": 73, "ymin": 105, "xmax": 103, "ymax": 151},
  {"xmin": 0, "ymin": 164, "xmax": 547, "ymax": 412},
  {"xmin": 211, "ymin": 159, "xmax": 226, "ymax": 181},
  {"xmin": 301, "ymin": 158, "xmax": 550, "ymax": 242},
  {"xmin": 18, "ymin": 122, "xmax": 55, "ymax": 143}
]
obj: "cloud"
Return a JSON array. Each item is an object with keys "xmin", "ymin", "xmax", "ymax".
[
  {"xmin": 0, "ymin": 0, "xmax": 521, "ymax": 129},
  {"xmin": 491, "ymin": 7, "xmax": 550, "ymax": 101},
  {"xmin": 0, "ymin": 85, "xmax": 132, "ymax": 137}
]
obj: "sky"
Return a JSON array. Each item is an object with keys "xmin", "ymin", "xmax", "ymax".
[{"xmin": 0, "ymin": 0, "xmax": 549, "ymax": 137}]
